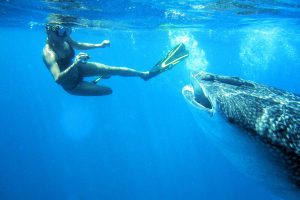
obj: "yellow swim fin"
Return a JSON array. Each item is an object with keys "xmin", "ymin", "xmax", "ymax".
[{"xmin": 145, "ymin": 43, "xmax": 189, "ymax": 80}]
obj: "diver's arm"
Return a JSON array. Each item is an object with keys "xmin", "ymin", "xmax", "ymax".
[
  {"xmin": 66, "ymin": 37, "xmax": 110, "ymax": 50},
  {"xmin": 42, "ymin": 46, "xmax": 78, "ymax": 84}
]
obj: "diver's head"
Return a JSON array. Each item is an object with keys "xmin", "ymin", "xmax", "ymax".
[{"xmin": 45, "ymin": 24, "xmax": 72, "ymax": 40}]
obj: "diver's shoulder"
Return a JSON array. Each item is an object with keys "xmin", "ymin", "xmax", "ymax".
[
  {"xmin": 43, "ymin": 44, "xmax": 55, "ymax": 54},
  {"xmin": 43, "ymin": 43, "xmax": 50, "ymax": 52},
  {"xmin": 42, "ymin": 44, "xmax": 57, "ymax": 61}
]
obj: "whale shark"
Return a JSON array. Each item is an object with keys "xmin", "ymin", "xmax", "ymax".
[{"xmin": 182, "ymin": 71, "xmax": 300, "ymax": 199}]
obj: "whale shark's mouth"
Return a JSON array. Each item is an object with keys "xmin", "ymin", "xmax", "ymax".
[
  {"xmin": 182, "ymin": 83, "xmax": 213, "ymax": 112},
  {"xmin": 194, "ymin": 83, "xmax": 213, "ymax": 110}
]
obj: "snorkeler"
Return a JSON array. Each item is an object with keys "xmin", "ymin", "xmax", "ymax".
[{"xmin": 43, "ymin": 24, "xmax": 189, "ymax": 96}]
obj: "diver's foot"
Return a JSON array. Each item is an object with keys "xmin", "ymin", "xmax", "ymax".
[
  {"xmin": 142, "ymin": 69, "xmax": 162, "ymax": 81},
  {"xmin": 141, "ymin": 71, "xmax": 160, "ymax": 81},
  {"xmin": 141, "ymin": 71, "xmax": 152, "ymax": 81}
]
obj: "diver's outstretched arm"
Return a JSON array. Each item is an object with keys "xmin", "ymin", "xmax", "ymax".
[{"xmin": 66, "ymin": 37, "xmax": 110, "ymax": 50}]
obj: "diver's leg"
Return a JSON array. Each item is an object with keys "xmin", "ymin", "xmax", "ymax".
[
  {"xmin": 66, "ymin": 81, "xmax": 112, "ymax": 96},
  {"xmin": 78, "ymin": 62, "xmax": 149, "ymax": 80}
]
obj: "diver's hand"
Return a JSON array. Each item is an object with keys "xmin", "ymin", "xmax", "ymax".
[
  {"xmin": 99, "ymin": 40, "xmax": 110, "ymax": 48},
  {"xmin": 75, "ymin": 52, "xmax": 90, "ymax": 64}
]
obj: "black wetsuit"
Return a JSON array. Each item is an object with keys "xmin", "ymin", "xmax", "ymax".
[
  {"xmin": 55, "ymin": 42, "xmax": 83, "ymax": 90},
  {"xmin": 56, "ymin": 45, "xmax": 75, "ymax": 69}
]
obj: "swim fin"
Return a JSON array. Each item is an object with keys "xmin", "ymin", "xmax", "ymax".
[{"xmin": 145, "ymin": 43, "xmax": 189, "ymax": 80}]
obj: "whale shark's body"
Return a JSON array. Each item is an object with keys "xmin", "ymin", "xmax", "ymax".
[{"xmin": 182, "ymin": 71, "xmax": 300, "ymax": 199}]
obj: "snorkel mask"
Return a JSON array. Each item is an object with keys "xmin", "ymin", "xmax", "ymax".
[{"xmin": 46, "ymin": 24, "xmax": 72, "ymax": 37}]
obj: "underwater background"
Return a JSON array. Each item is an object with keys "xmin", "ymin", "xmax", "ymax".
[{"xmin": 0, "ymin": 0, "xmax": 300, "ymax": 199}]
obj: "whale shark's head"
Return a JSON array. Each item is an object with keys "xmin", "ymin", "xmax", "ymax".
[
  {"xmin": 182, "ymin": 71, "xmax": 255, "ymax": 115},
  {"xmin": 182, "ymin": 71, "xmax": 300, "ymax": 200}
]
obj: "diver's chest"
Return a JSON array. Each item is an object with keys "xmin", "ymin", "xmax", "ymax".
[{"xmin": 55, "ymin": 44, "xmax": 73, "ymax": 58}]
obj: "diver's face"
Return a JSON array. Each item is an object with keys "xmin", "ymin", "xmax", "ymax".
[
  {"xmin": 55, "ymin": 26, "xmax": 72, "ymax": 37},
  {"xmin": 47, "ymin": 25, "xmax": 72, "ymax": 42}
]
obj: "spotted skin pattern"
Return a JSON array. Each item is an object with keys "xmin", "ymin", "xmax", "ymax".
[{"xmin": 193, "ymin": 72, "xmax": 300, "ymax": 188}]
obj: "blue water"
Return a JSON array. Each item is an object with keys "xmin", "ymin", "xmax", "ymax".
[{"xmin": 1, "ymin": 1, "xmax": 300, "ymax": 200}]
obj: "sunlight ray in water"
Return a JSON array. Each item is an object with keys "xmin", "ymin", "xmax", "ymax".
[
  {"xmin": 239, "ymin": 25, "xmax": 297, "ymax": 79},
  {"xmin": 168, "ymin": 31, "xmax": 208, "ymax": 72},
  {"xmin": 60, "ymin": 103, "xmax": 95, "ymax": 140}
]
